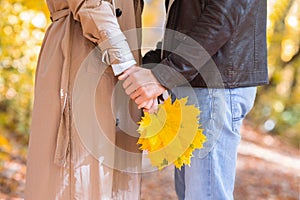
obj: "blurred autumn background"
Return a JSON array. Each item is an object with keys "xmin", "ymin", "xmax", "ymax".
[{"xmin": 0, "ymin": 0, "xmax": 299, "ymax": 199}]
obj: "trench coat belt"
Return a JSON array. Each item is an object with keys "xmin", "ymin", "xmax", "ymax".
[{"xmin": 50, "ymin": 8, "xmax": 73, "ymax": 167}]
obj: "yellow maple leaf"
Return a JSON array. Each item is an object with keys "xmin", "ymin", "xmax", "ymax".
[{"xmin": 137, "ymin": 96, "xmax": 206, "ymax": 170}]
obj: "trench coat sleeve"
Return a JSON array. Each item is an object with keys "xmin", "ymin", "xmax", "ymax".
[{"xmin": 67, "ymin": 0, "xmax": 136, "ymax": 75}]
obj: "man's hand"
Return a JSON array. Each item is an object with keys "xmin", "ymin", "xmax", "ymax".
[{"xmin": 118, "ymin": 66, "xmax": 166, "ymax": 109}]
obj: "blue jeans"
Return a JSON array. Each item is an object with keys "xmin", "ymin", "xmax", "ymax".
[{"xmin": 173, "ymin": 87, "xmax": 257, "ymax": 200}]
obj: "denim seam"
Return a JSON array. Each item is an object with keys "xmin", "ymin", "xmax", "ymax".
[
  {"xmin": 211, "ymin": 89, "xmax": 216, "ymax": 120},
  {"xmin": 209, "ymin": 152, "xmax": 213, "ymax": 200}
]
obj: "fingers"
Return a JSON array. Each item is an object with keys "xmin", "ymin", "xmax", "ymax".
[
  {"xmin": 137, "ymin": 95, "xmax": 148, "ymax": 109},
  {"xmin": 131, "ymin": 87, "xmax": 152, "ymax": 108},
  {"xmin": 118, "ymin": 66, "xmax": 140, "ymax": 80},
  {"xmin": 130, "ymin": 87, "xmax": 143, "ymax": 100},
  {"xmin": 122, "ymin": 75, "xmax": 132, "ymax": 90},
  {"xmin": 139, "ymin": 99, "xmax": 154, "ymax": 110},
  {"xmin": 122, "ymin": 68, "xmax": 143, "ymax": 94},
  {"xmin": 118, "ymin": 68, "xmax": 131, "ymax": 80},
  {"xmin": 118, "ymin": 73, "xmax": 127, "ymax": 81},
  {"xmin": 129, "ymin": 84, "xmax": 165, "ymax": 108},
  {"xmin": 151, "ymin": 98, "xmax": 158, "ymax": 110},
  {"xmin": 124, "ymin": 81, "xmax": 140, "ymax": 95},
  {"xmin": 142, "ymin": 99, "xmax": 158, "ymax": 113}
]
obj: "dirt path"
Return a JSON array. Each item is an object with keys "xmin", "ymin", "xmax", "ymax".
[{"xmin": 1, "ymin": 124, "xmax": 299, "ymax": 200}]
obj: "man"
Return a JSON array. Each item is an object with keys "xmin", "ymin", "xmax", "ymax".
[{"xmin": 119, "ymin": 0, "xmax": 268, "ymax": 199}]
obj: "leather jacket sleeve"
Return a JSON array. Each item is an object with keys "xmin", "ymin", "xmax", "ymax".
[
  {"xmin": 152, "ymin": 0, "xmax": 249, "ymax": 89},
  {"xmin": 67, "ymin": 0, "xmax": 135, "ymax": 74}
]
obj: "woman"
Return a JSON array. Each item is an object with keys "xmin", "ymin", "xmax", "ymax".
[{"xmin": 25, "ymin": 0, "xmax": 144, "ymax": 199}]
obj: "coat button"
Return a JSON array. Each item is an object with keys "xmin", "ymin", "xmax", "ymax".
[
  {"xmin": 116, "ymin": 118, "xmax": 120, "ymax": 126},
  {"xmin": 116, "ymin": 8, "xmax": 122, "ymax": 17}
]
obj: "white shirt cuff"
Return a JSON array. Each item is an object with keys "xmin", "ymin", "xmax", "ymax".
[{"xmin": 111, "ymin": 60, "xmax": 136, "ymax": 76}]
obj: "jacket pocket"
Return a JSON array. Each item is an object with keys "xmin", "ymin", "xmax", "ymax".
[{"xmin": 230, "ymin": 87, "xmax": 257, "ymax": 133}]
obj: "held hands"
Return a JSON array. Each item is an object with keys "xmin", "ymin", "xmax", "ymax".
[{"xmin": 118, "ymin": 66, "xmax": 165, "ymax": 110}]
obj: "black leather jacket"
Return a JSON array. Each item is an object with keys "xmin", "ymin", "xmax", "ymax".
[{"xmin": 143, "ymin": 0, "xmax": 269, "ymax": 89}]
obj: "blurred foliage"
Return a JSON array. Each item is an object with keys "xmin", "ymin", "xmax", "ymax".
[
  {"xmin": 248, "ymin": 0, "xmax": 300, "ymax": 147},
  {"xmin": 0, "ymin": 0, "xmax": 49, "ymax": 161},
  {"xmin": 143, "ymin": 0, "xmax": 165, "ymax": 27},
  {"xmin": 0, "ymin": 0, "xmax": 49, "ymax": 196}
]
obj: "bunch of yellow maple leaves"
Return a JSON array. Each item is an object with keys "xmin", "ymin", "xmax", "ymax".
[{"xmin": 137, "ymin": 97, "xmax": 206, "ymax": 170}]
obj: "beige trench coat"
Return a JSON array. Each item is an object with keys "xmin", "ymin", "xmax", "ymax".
[{"xmin": 25, "ymin": 0, "xmax": 143, "ymax": 199}]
